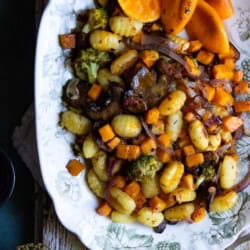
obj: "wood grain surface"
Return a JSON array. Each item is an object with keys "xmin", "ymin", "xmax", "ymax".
[{"xmin": 34, "ymin": 185, "xmax": 87, "ymax": 250}]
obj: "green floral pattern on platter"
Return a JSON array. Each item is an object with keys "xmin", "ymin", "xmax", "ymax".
[
  {"xmin": 95, "ymin": 223, "xmax": 181, "ymax": 250},
  {"xmin": 35, "ymin": 0, "xmax": 250, "ymax": 249}
]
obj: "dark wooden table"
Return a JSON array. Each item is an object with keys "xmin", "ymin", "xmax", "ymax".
[{"xmin": 0, "ymin": 0, "xmax": 35, "ymax": 248}]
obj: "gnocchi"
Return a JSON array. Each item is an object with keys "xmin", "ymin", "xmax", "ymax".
[
  {"xmin": 60, "ymin": 110, "xmax": 91, "ymax": 135},
  {"xmin": 164, "ymin": 203, "xmax": 195, "ymax": 221},
  {"xmin": 111, "ymin": 114, "xmax": 142, "ymax": 138},
  {"xmin": 160, "ymin": 161, "xmax": 184, "ymax": 193},
  {"xmin": 136, "ymin": 207, "xmax": 164, "ymax": 227},
  {"xmin": 171, "ymin": 187, "xmax": 196, "ymax": 203},
  {"xmin": 92, "ymin": 150, "xmax": 108, "ymax": 182},
  {"xmin": 109, "ymin": 16, "xmax": 143, "ymax": 37},
  {"xmin": 110, "ymin": 50, "xmax": 138, "ymax": 75},
  {"xmin": 89, "ymin": 30, "xmax": 125, "ymax": 52},
  {"xmin": 219, "ymin": 155, "xmax": 238, "ymax": 189},
  {"xmin": 97, "ymin": 68, "xmax": 124, "ymax": 90},
  {"xmin": 87, "ymin": 168, "xmax": 106, "ymax": 198},
  {"xmin": 206, "ymin": 133, "xmax": 221, "ymax": 151},
  {"xmin": 82, "ymin": 136, "xmax": 98, "ymax": 159},
  {"xmin": 188, "ymin": 120, "xmax": 209, "ymax": 151},
  {"xmin": 210, "ymin": 190, "xmax": 238, "ymax": 213},
  {"xmin": 165, "ymin": 110, "xmax": 183, "ymax": 142},
  {"xmin": 111, "ymin": 211, "xmax": 136, "ymax": 224},
  {"xmin": 141, "ymin": 175, "xmax": 160, "ymax": 198},
  {"xmin": 108, "ymin": 187, "xmax": 136, "ymax": 214},
  {"xmin": 159, "ymin": 90, "xmax": 186, "ymax": 116}
]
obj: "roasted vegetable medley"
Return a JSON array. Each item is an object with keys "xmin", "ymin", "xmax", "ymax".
[{"xmin": 59, "ymin": 0, "xmax": 250, "ymax": 230}]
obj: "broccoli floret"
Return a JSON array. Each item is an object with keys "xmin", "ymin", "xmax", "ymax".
[
  {"xmin": 82, "ymin": 8, "xmax": 108, "ymax": 33},
  {"xmin": 195, "ymin": 164, "xmax": 216, "ymax": 189},
  {"xmin": 127, "ymin": 155, "xmax": 163, "ymax": 181},
  {"xmin": 74, "ymin": 48, "xmax": 111, "ymax": 83}
]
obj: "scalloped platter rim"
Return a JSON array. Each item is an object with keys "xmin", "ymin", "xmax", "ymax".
[{"xmin": 35, "ymin": 0, "xmax": 250, "ymax": 249}]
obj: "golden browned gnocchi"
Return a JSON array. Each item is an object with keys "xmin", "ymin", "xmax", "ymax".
[
  {"xmin": 206, "ymin": 133, "xmax": 221, "ymax": 151},
  {"xmin": 87, "ymin": 168, "xmax": 106, "ymax": 198},
  {"xmin": 111, "ymin": 211, "xmax": 136, "ymax": 224},
  {"xmin": 164, "ymin": 203, "xmax": 195, "ymax": 221},
  {"xmin": 110, "ymin": 50, "xmax": 138, "ymax": 75},
  {"xmin": 188, "ymin": 119, "xmax": 209, "ymax": 151},
  {"xmin": 170, "ymin": 187, "xmax": 196, "ymax": 203},
  {"xmin": 141, "ymin": 175, "xmax": 160, "ymax": 198},
  {"xmin": 219, "ymin": 155, "xmax": 238, "ymax": 189},
  {"xmin": 111, "ymin": 114, "xmax": 142, "ymax": 138},
  {"xmin": 97, "ymin": 68, "xmax": 124, "ymax": 90},
  {"xmin": 160, "ymin": 161, "xmax": 184, "ymax": 193},
  {"xmin": 158, "ymin": 90, "xmax": 186, "ymax": 116},
  {"xmin": 92, "ymin": 150, "xmax": 108, "ymax": 182},
  {"xmin": 108, "ymin": 187, "xmax": 136, "ymax": 214},
  {"xmin": 210, "ymin": 190, "xmax": 238, "ymax": 213},
  {"xmin": 109, "ymin": 16, "xmax": 143, "ymax": 37},
  {"xmin": 165, "ymin": 110, "xmax": 183, "ymax": 142},
  {"xmin": 89, "ymin": 30, "xmax": 125, "ymax": 52},
  {"xmin": 82, "ymin": 136, "xmax": 99, "ymax": 159},
  {"xmin": 60, "ymin": 110, "xmax": 91, "ymax": 135},
  {"xmin": 136, "ymin": 207, "xmax": 164, "ymax": 227}
]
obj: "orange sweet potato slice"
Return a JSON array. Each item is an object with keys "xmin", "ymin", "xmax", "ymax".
[
  {"xmin": 186, "ymin": 0, "xmax": 230, "ymax": 54},
  {"xmin": 160, "ymin": 0, "xmax": 198, "ymax": 34},
  {"xmin": 118, "ymin": 0, "xmax": 160, "ymax": 22},
  {"xmin": 205, "ymin": 0, "xmax": 234, "ymax": 19}
]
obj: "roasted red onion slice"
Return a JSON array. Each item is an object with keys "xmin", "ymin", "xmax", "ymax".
[
  {"xmin": 140, "ymin": 34, "xmax": 170, "ymax": 46},
  {"xmin": 234, "ymin": 126, "xmax": 243, "ymax": 140},
  {"xmin": 209, "ymin": 79, "xmax": 232, "ymax": 93},
  {"xmin": 107, "ymin": 158, "xmax": 123, "ymax": 178},
  {"xmin": 126, "ymin": 37, "xmax": 214, "ymax": 82},
  {"xmin": 185, "ymin": 87, "xmax": 198, "ymax": 98},
  {"xmin": 216, "ymin": 141, "xmax": 235, "ymax": 157},
  {"xmin": 139, "ymin": 116, "xmax": 156, "ymax": 140},
  {"xmin": 207, "ymin": 186, "xmax": 217, "ymax": 212},
  {"xmin": 127, "ymin": 40, "xmax": 190, "ymax": 72},
  {"xmin": 204, "ymin": 116, "xmax": 222, "ymax": 128},
  {"xmin": 104, "ymin": 176, "xmax": 127, "ymax": 203},
  {"xmin": 195, "ymin": 108, "xmax": 207, "ymax": 117}
]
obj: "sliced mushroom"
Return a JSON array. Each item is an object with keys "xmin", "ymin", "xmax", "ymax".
[
  {"xmin": 66, "ymin": 79, "xmax": 80, "ymax": 100},
  {"xmin": 62, "ymin": 79, "xmax": 89, "ymax": 108},
  {"xmin": 85, "ymin": 85, "xmax": 123, "ymax": 121},
  {"xmin": 123, "ymin": 66, "xmax": 171, "ymax": 113}
]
